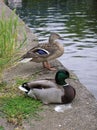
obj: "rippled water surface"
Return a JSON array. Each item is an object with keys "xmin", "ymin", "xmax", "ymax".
[{"xmin": 9, "ymin": 0, "xmax": 97, "ymax": 99}]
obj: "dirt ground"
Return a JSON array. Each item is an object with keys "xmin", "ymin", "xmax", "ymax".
[{"xmin": 0, "ymin": 1, "xmax": 97, "ymax": 130}]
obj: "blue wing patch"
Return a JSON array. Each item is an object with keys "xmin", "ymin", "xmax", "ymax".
[{"xmin": 35, "ymin": 48, "xmax": 49, "ymax": 55}]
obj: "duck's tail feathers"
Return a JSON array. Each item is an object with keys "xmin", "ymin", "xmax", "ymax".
[
  {"xmin": 19, "ymin": 58, "xmax": 33, "ymax": 63},
  {"xmin": 19, "ymin": 85, "xmax": 28, "ymax": 92}
]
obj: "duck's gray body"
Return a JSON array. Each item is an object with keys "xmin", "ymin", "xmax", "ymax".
[
  {"xmin": 19, "ymin": 79, "xmax": 76, "ymax": 104},
  {"xmin": 19, "ymin": 80, "xmax": 64, "ymax": 104},
  {"xmin": 28, "ymin": 88, "xmax": 64, "ymax": 104},
  {"xmin": 19, "ymin": 69, "xmax": 76, "ymax": 104}
]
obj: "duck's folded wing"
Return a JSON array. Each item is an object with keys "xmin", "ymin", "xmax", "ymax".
[
  {"xmin": 27, "ymin": 80, "xmax": 58, "ymax": 89},
  {"xmin": 33, "ymin": 42, "xmax": 58, "ymax": 56}
]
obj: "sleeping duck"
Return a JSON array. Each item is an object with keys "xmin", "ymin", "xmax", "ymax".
[
  {"xmin": 20, "ymin": 33, "xmax": 64, "ymax": 71},
  {"xmin": 19, "ymin": 69, "xmax": 76, "ymax": 104}
]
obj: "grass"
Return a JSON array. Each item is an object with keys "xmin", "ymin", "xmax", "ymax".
[
  {"xmin": 0, "ymin": 18, "xmax": 42, "ymax": 123},
  {"xmin": 0, "ymin": 10, "xmax": 26, "ymax": 79},
  {"xmin": 0, "ymin": 77, "xmax": 42, "ymax": 126},
  {"xmin": 0, "ymin": 96, "xmax": 42, "ymax": 125},
  {"xmin": 0, "ymin": 81, "xmax": 7, "ymax": 91},
  {"xmin": 15, "ymin": 78, "xmax": 30, "ymax": 86},
  {"xmin": 0, "ymin": 126, "xmax": 4, "ymax": 130},
  {"xmin": 0, "ymin": 9, "xmax": 42, "ymax": 127}
]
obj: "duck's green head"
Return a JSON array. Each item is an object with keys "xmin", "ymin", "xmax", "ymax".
[{"xmin": 55, "ymin": 69, "xmax": 69, "ymax": 85}]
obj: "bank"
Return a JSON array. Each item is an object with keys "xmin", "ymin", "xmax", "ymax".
[{"xmin": 0, "ymin": 1, "xmax": 97, "ymax": 130}]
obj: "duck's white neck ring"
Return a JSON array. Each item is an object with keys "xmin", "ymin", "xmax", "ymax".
[{"xmin": 63, "ymin": 84, "xmax": 69, "ymax": 87}]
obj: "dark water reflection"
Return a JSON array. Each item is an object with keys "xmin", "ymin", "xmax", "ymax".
[{"xmin": 8, "ymin": 0, "xmax": 97, "ymax": 99}]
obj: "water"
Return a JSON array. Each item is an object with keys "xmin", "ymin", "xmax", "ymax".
[{"xmin": 8, "ymin": 0, "xmax": 97, "ymax": 99}]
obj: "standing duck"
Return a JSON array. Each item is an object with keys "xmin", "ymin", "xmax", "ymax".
[
  {"xmin": 20, "ymin": 33, "xmax": 64, "ymax": 71},
  {"xmin": 19, "ymin": 69, "xmax": 76, "ymax": 104}
]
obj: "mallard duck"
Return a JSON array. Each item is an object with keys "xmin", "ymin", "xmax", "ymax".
[
  {"xmin": 19, "ymin": 69, "xmax": 76, "ymax": 104},
  {"xmin": 20, "ymin": 33, "xmax": 64, "ymax": 71}
]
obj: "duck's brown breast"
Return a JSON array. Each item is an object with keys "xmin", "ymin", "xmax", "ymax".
[{"xmin": 61, "ymin": 85, "xmax": 76, "ymax": 104}]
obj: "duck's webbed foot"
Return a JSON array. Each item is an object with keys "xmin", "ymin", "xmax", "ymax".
[{"xmin": 43, "ymin": 61, "xmax": 56, "ymax": 71}]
